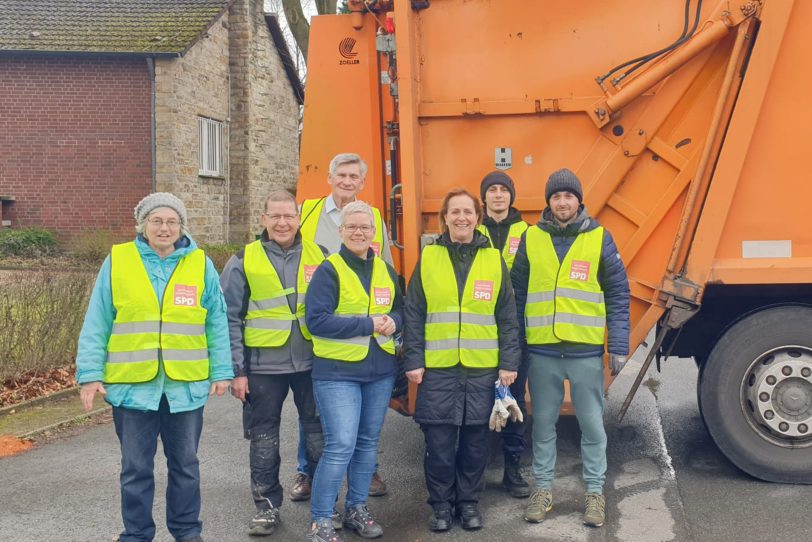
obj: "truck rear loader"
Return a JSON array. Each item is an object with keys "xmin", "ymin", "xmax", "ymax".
[{"xmin": 295, "ymin": 0, "xmax": 812, "ymax": 483}]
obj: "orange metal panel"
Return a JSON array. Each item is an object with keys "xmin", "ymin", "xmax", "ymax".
[{"xmin": 297, "ymin": 14, "xmax": 386, "ymax": 210}]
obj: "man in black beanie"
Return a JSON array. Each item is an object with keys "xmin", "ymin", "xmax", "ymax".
[
  {"xmin": 513, "ymin": 168, "xmax": 630, "ymax": 528},
  {"xmin": 476, "ymin": 171, "xmax": 531, "ymax": 499}
]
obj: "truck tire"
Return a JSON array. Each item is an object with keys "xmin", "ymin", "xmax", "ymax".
[{"xmin": 699, "ymin": 306, "xmax": 812, "ymax": 483}]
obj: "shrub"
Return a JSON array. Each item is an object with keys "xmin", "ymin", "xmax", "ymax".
[
  {"xmin": 71, "ymin": 228, "xmax": 120, "ymax": 265},
  {"xmin": 0, "ymin": 270, "xmax": 94, "ymax": 380},
  {"xmin": 201, "ymin": 243, "xmax": 241, "ymax": 273},
  {"xmin": 0, "ymin": 227, "xmax": 59, "ymax": 257}
]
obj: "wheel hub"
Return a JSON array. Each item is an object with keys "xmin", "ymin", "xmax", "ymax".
[{"xmin": 749, "ymin": 355, "xmax": 812, "ymax": 439}]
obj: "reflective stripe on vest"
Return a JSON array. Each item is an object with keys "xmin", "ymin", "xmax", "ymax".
[
  {"xmin": 476, "ymin": 220, "xmax": 529, "ymax": 270},
  {"xmin": 524, "ymin": 226, "xmax": 606, "ymax": 345},
  {"xmin": 105, "ymin": 242, "xmax": 209, "ymax": 383},
  {"xmin": 300, "ymin": 198, "xmax": 386, "ymax": 257},
  {"xmin": 311, "ymin": 253, "xmax": 396, "ymax": 361},
  {"xmin": 421, "ymin": 245, "xmax": 502, "ymax": 368},
  {"xmin": 243, "ymin": 239, "xmax": 325, "ymax": 346}
]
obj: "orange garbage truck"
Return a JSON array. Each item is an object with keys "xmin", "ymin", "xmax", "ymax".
[{"xmin": 295, "ymin": 0, "xmax": 812, "ymax": 483}]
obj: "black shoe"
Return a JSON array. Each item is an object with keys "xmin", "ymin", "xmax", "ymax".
[
  {"xmin": 343, "ymin": 504, "xmax": 383, "ymax": 539},
  {"xmin": 429, "ymin": 506, "xmax": 452, "ymax": 532},
  {"xmin": 455, "ymin": 502, "xmax": 482, "ymax": 530},
  {"xmin": 503, "ymin": 452, "xmax": 531, "ymax": 498},
  {"xmin": 249, "ymin": 507, "xmax": 280, "ymax": 536}
]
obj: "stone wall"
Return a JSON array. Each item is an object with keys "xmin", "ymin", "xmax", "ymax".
[
  {"xmin": 154, "ymin": 11, "xmax": 231, "ymax": 244},
  {"xmin": 228, "ymin": 0, "xmax": 300, "ymax": 243}
]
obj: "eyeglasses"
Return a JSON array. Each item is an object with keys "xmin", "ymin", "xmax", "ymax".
[
  {"xmin": 264, "ymin": 214, "xmax": 298, "ymax": 222},
  {"xmin": 147, "ymin": 218, "xmax": 181, "ymax": 228},
  {"xmin": 341, "ymin": 224, "xmax": 374, "ymax": 234}
]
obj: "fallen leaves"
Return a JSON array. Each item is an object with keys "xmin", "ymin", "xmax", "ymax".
[{"xmin": 0, "ymin": 365, "xmax": 76, "ymax": 408}]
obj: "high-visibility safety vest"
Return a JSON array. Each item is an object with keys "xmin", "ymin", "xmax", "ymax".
[
  {"xmin": 300, "ymin": 197, "xmax": 386, "ymax": 257},
  {"xmin": 105, "ymin": 242, "xmax": 209, "ymax": 384},
  {"xmin": 311, "ymin": 253, "xmax": 396, "ymax": 361},
  {"xmin": 421, "ymin": 245, "xmax": 502, "ymax": 369},
  {"xmin": 243, "ymin": 239, "xmax": 325, "ymax": 346},
  {"xmin": 477, "ymin": 220, "xmax": 529, "ymax": 270},
  {"xmin": 524, "ymin": 226, "xmax": 606, "ymax": 345}
]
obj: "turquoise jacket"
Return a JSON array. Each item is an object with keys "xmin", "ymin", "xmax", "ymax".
[{"xmin": 76, "ymin": 235, "xmax": 233, "ymax": 413}]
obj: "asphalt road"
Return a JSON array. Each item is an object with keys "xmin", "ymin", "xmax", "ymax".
[{"xmin": 2, "ymin": 354, "xmax": 811, "ymax": 542}]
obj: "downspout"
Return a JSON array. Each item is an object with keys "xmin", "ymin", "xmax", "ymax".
[{"xmin": 146, "ymin": 57, "xmax": 157, "ymax": 191}]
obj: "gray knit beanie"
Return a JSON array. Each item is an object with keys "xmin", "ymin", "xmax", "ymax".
[
  {"xmin": 545, "ymin": 168, "xmax": 583, "ymax": 203},
  {"xmin": 134, "ymin": 192, "xmax": 188, "ymax": 225}
]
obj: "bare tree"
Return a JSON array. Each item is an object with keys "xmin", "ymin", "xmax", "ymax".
[{"xmin": 281, "ymin": 0, "xmax": 339, "ymax": 63}]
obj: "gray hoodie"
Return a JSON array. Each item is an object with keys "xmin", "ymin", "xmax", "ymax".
[{"xmin": 220, "ymin": 231, "xmax": 328, "ymax": 376}]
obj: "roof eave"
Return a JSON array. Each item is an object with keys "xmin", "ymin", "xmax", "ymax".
[{"xmin": 264, "ymin": 12, "xmax": 304, "ymax": 106}]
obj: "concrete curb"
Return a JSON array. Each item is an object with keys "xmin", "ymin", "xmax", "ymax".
[
  {"xmin": 18, "ymin": 405, "xmax": 111, "ymax": 440},
  {"xmin": 0, "ymin": 386, "xmax": 79, "ymax": 416}
]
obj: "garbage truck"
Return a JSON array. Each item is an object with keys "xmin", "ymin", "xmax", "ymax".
[{"xmin": 294, "ymin": 0, "xmax": 812, "ymax": 483}]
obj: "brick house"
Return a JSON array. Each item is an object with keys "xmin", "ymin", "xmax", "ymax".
[{"xmin": 0, "ymin": 0, "xmax": 303, "ymax": 245}]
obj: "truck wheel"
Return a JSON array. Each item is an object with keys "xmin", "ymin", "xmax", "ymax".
[{"xmin": 700, "ymin": 306, "xmax": 812, "ymax": 483}]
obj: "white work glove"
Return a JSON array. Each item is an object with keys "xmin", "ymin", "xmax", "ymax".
[
  {"xmin": 496, "ymin": 382, "xmax": 524, "ymax": 423},
  {"xmin": 609, "ymin": 354, "xmax": 628, "ymax": 376},
  {"xmin": 489, "ymin": 386, "xmax": 510, "ymax": 432}
]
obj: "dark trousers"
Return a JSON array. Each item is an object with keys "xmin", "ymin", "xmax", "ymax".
[
  {"xmin": 113, "ymin": 395, "xmax": 204, "ymax": 542},
  {"xmin": 243, "ymin": 371, "xmax": 323, "ymax": 510},
  {"xmin": 501, "ymin": 356, "xmax": 529, "ymax": 455},
  {"xmin": 421, "ymin": 423, "xmax": 490, "ymax": 509}
]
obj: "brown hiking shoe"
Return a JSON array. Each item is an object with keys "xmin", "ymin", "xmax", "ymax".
[
  {"xmin": 290, "ymin": 472, "xmax": 312, "ymax": 501},
  {"xmin": 368, "ymin": 472, "xmax": 388, "ymax": 497}
]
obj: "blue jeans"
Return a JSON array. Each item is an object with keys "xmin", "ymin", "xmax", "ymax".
[
  {"xmin": 112, "ymin": 395, "xmax": 204, "ymax": 542},
  {"xmin": 297, "ymin": 421, "xmax": 308, "ymax": 474},
  {"xmin": 310, "ymin": 376, "xmax": 395, "ymax": 522},
  {"xmin": 527, "ymin": 354, "xmax": 607, "ymax": 494}
]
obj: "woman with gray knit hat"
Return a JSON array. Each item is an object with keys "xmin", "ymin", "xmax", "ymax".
[{"xmin": 75, "ymin": 192, "xmax": 234, "ymax": 542}]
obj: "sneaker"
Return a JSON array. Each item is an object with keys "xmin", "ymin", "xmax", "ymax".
[
  {"xmin": 331, "ymin": 508, "xmax": 343, "ymax": 531},
  {"xmin": 368, "ymin": 472, "xmax": 388, "ymax": 497},
  {"xmin": 307, "ymin": 519, "xmax": 344, "ymax": 542},
  {"xmin": 524, "ymin": 489, "xmax": 553, "ymax": 523},
  {"xmin": 583, "ymin": 492, "xmax": 605, "ymax": 527},
  {"xmin": 249, "ymin": 507, "xmax": 280, "ymax": 536},
  {"xmin": 455, "ymin": 502, "xmax": 482, "ymax": 530},
  {"xmin": 502, "ymin": 452, "xmax": 531, "ymax": 498},
  {"xmin": 429, "ymin": 506, "xmax": 452, "ymax": 532},
  {"xmin": 290, "ymin": 472, "xmax": 312, "ymax": 501},
  {"xmin": 343, "ymin": 504, "xmax": 383, "ymax": 538}
]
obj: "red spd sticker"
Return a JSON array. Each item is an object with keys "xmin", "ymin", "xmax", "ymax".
[
  {"xmin": 374, "ymin": 287, "xmax": 391, "ymax": 306},
  {"xmin": 473, "ymin": 280, "xmax": 494, "ymax": 301},
  {"xmin": 173, "ymin": 284, "xmax": 198, "ymax": 307},
  {"xmin": 508, "ymin": 236, "xmax": 521, "ymax": 255},
  {"xmin": 570, "ymin": 260, "xmax": 591, "ymax": 282},
  {"xmin": 371, "ymin": 241, "xmax": 381, "ymax": 256},
  {"xmin": 303, "ymin": 265, "xmax": 318, "ymax": 283}
]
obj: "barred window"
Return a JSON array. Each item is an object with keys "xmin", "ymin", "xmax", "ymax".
[{"xmin": 198, "ymin": 117, "xmax": 225, "ymax": 177}]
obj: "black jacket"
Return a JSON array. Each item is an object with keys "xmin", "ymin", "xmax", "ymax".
[
  {"xmin": 403, "ymin": 230, "xmax": 521, "ymax": 425},
  {"xmin": 481, "ymin": 207, "xmax": 526, "ymax": 252}
]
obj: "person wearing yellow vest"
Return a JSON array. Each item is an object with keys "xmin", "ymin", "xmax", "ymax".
[
  {"xmin": 403, "ymin": 189, "xmax": 521, "ymax": 533},
  {"xmin": 304, "ymin": 201, "xmax": 403, "ymax": 542},
  {"xmin": 298, "ymin": 152, "xmax": 391, "ymax": 500},
  {"xmin": 219, "ymin": 190, "xmax": 327, "ymax": 537},
  {"xmin": 512, "ymin": 169, "xmax": 630, "ymax": 529},
  {"xmin": 476, "ymin": 170, "xmax": 532, "ymax": 499},
  {"xmin": 75, "ymin": 192, "xmax": 233, "ymax": 542}
]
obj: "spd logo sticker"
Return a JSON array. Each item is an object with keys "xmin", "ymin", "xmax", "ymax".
[
  {"xmin": 303, "ymin": 265, "xmax": 318, "ymax": 283},
  {"xmin": 508, "ymin": 236, "xmax": 520, "ymax": 255},
  {"xmin": 473, "ymin": 280, "xmax": 494, "ymax": 301},
  {"xmin": 374, "ymin": 287, "xmax": 391, "ymax": 306},
  {"xmin": 173, "ymin": 284, "xmax": 198, "ymax": 307},
  {"xmin": 570, "ymin": 260, "xmax": 591, "ymax": 282},
  {"xmin": 371, "ymin": 241, "xmax": 381, "ymax": 256}
]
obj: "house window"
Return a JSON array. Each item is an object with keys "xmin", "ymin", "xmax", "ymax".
[{"xmin": 198, "ymin": 117, "xmax": 225, "ymax": 177}]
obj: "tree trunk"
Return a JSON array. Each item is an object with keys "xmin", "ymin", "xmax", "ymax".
[
  {"xmin": 316, "ymin": 1, "xmax": 338, "ymax": 15},
  {"xmin": 281, "ymin": 0, "xmax": 311, "ymax": 61}
]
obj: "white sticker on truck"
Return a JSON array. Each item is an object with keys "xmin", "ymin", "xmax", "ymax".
[{"xmin": 741, "ymin": 240, "xmax": 791, "ymax": 259}]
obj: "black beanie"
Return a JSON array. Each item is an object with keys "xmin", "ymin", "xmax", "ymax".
[
  {"xmin": 480, "ymin": 171, "xmax": 516, "ymax": 206},
  {"xmin": 545, "ymin": 168, "xmax": 583, "ymax": 203}
]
